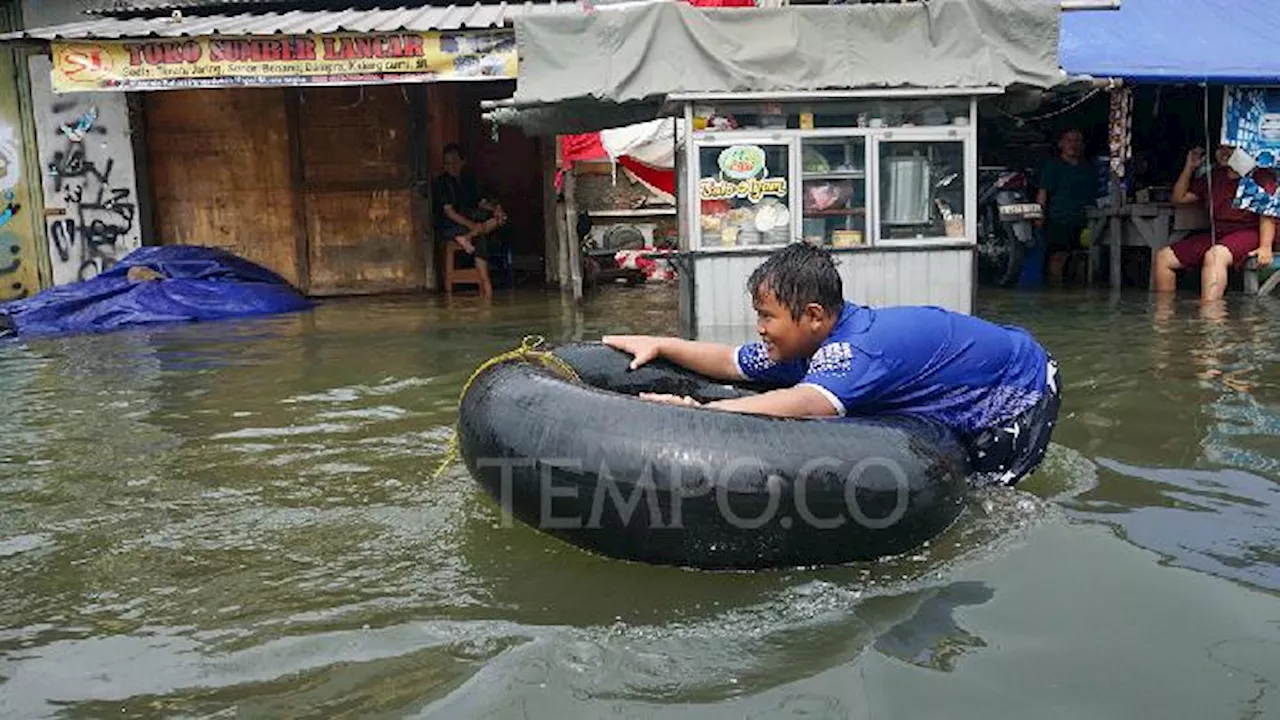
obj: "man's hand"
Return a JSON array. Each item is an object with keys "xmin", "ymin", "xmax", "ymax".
[
  {"xmin": 639, "ymin": 392, "xmax": 701, "ymax": 407},
  {"xmin": 1185, "ymin": 147, "xmax": 1206, "ymax": 171},
  {"xmin": 602, "ymin": 335, "xmax": 665, "ymax": 370},
  {"xmin": 1250, "ymin": 245, "xmax": 1274, "ymax": 268}
]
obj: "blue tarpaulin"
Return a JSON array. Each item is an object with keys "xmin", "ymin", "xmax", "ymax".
[
  {"xmin": 1060, "ymin": 0, "xmax": 1280, "ymax": 83},
  {"xmin": 0, "ymin": 245, "xmax": 312, "ymax": 338}
]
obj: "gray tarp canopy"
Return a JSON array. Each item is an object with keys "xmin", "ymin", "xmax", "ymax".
[{"xmin": 496, "ymin": 0, "xmax": 1063, "ymax": 135}]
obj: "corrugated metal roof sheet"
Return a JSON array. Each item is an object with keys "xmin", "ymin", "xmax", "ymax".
[
  {"xmin": 1, "ymin": 3, "xmax": 573, "ymax": 41},
  {"xmin": 87, "ymin": 0, "xmax": 299, "ymax": 13}
]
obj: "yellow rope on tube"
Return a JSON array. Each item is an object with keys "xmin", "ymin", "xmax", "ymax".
[{"xmin": 430, "ymin": 335, "xmax": 581, "ymax": 481}]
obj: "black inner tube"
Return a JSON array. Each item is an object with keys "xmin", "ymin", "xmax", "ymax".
[{"xmin": 458, "ymin": 342, "xmax": 970, "ymax": 570}]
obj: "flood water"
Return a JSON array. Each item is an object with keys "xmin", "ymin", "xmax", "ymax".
[{"xmin": 1, "ymin": 285, "xmax": 1278, "ymax": 718}]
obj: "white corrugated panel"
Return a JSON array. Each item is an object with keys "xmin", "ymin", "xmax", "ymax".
[
  {"xmin": 691, "ymin": 247, "xmax": 974, "ymax": 340},
  {"xmin": 2, "ymin": 3, "xmax": 571, "ymax": 41}
]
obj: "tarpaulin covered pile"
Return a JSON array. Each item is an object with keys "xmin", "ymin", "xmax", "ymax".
[{"xmin": 0, "ymin": 245, "xmax": 312, "ymax": 338}]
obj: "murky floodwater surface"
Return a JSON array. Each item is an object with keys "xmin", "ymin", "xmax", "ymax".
[{"xmin": 1, "ymin": 286, "xmax": 1277, "ymax": 718}]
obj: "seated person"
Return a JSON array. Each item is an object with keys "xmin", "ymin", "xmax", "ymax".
[
  {"xmin": 604, "ymin": 243, "xmax": 1060, "ymax": 488},
  {"xmin": 432, "ymin": 143, "xmax": 508, "ymax": 296},
  {"xmin": 1154, "ymin": 145, "xmax": 1276, "ymax": 301}
]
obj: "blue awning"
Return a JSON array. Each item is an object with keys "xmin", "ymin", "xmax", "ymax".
[{"xmin": 1060, "ymin": 0, "xmax": 1280, "ymax": 83}]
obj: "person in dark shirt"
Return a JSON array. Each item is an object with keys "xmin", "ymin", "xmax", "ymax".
[
  {"xmin": 1035, "ymin": 128, "xmax": 1097, "ymax": 285},
  {"xmin": 432, "ymin": 143, "xmax": 507, "ymax": 296},
  {"xmin": 1154, "ymin": 145, "xmax": 1276, "ymax": 302}
]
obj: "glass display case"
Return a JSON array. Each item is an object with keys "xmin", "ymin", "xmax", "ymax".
[
  {"xmin": 697, "ymin": 141, "xmax": 792, "ymax": 249},
  {"xmin": 684, "ymin": 97, "xmax": 976, "ymax": 250}
]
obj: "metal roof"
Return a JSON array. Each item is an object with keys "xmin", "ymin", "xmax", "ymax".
[
  {"xmin": 85, "ymin": 0, "xmax": 300, "ymax": 13},
  {"xmin": 1, "ymin": 3, "xmax": 573, "ymax": 41}
]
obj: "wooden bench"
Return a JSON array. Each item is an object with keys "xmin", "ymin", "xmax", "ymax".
[{"xmin": 442, "ymin": 242, "xmax": 482, "ymax": 293}]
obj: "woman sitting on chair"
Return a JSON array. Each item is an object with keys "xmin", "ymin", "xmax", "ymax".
[{"xmin": 432, "ymin": 143, "xmax": 508, "ymax": 297}]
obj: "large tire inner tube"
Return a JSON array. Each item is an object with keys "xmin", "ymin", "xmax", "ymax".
[{"xmin": 457, "ymin": 342, "xmax": 970, "ymax": 570}]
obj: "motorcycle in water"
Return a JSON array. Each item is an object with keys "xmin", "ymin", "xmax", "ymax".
[{"xmin": 975, "ymin": 166, "xmax": 1042, "ymax": 287}]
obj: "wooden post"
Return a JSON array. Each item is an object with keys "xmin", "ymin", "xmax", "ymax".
[
  {"xmin": 541, "ymin": 139, "xmax": 560, "ymax": 285},
  {"xmin": 284, "ymin": 88, "xmax": 311, "ymax": 294},
  {"xmin": 1109, "ymin": 176, "xmax": 1124, "ymax": 290},
  {"xmin": 563, "ymin": 166, "xmax": 583, "ymax": 301}
]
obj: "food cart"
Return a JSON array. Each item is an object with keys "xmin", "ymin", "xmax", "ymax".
[
  {"xmin": 488, "ymin": 0, "xmax": 1070, "ymax": 339},
  {"xmin": 673, "ymin": 89, "xmax": 986, "ymax": 340}
]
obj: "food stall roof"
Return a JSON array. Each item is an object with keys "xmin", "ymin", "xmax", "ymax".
[
  {"xmin": 498, "ymin": 0, "xmax": 1061, "ymax": 134},
  {"xmin": 1060, "ymin": 0, "xmax": 1280, "ymax": 83}
]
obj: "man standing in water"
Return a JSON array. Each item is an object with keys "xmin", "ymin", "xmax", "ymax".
[
  {"xmin": 1036, "ymin": 128, "xmax": 1097, "ymax": 285},
  {"xmin": 604, "ymin": 243, "xmax": 1061, "ymax": 488}
]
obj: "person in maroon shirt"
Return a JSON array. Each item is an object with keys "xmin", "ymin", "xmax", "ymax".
[{"xmin": 1154, "ymin": 145, "xmax": 1276, "ymax": 301}]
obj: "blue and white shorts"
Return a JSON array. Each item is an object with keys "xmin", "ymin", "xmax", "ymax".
[{"xmin": 967, "ymin": 359, "xmax": 1062, "ymax": 488}]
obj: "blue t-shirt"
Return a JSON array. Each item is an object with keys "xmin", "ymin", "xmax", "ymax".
[{"xmin": 735, "ymin": 302, "xmax": 1049, "ymax": 437}]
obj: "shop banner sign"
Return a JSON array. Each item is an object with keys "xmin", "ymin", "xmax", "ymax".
[
  {"xmin": 50, "ymin": 31, "xmax": 516, "ymax": 92},
  {"xmin": 1222, "ymin": 86, "xmax": 1280, "ymax": 218},
  {"xmin": 1222, "ymin": 86, "xmax": 1280, "ymax": 169}
]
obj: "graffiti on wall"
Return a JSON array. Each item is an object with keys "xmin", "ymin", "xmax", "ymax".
[
  {"xmin": 0, "ymin": 123, "xmax": 26, "ymax": 296},
  {"xmin": 0, "ymin": 45, "xmax": 41, "ymax": 302},
  {"xmin": 30, "ymin": 55, "xmax": 141, "ymax": 286}
]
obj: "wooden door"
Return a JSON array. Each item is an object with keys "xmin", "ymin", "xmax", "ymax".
[
  {"xmin": 145, "ymin": 88, "xmax": 303, "ymax": 288},
  {"xmin": 297, "ymin": 85, "xmax": 422, "ymax": 295}
]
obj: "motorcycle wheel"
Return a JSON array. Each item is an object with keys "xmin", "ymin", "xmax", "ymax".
[{"xmin": 997, "ymin": 238, "xmax": 1026, "ymax": 288}]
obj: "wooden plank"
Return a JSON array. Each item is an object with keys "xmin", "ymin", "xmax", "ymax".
[
  {"xmin": 541, "ymin": 139, "xmax": 559, "ymax": 285},
  {"xmin": 284, "ymin": 89, "xmax": 310, "ymax": 293},
  {"xmin": 304, "ymin": 188, "xmax": 419, "ymax": 295},
  {"xmin": 563, "ymin": 169, "xmax": 582, "ymax": 300},
  {"xmin": 144, "ymin": 88, "xmax": 301, "ymax": 287},
  {"xmin": 0, "ymin": 11, "xmax": 44, "ymax": 300},
  {"xmin": 297, "ymin": 86, "xmax": 419, "ymax": 295},
  {"xmin": 424, "ymin": 84, "xmax": 460, "ymax": 180},
  {"xmin": 298, "ymin": 86, "xmax": 411, "ymax": 187}
]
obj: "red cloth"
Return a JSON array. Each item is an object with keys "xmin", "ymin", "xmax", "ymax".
[
  {"xmin": 559, "ymin": 133, "xmax": 608, "ymax": 164},
  {"xmin": 555, "ymin": 132, "xmax": 676, "ymax": 198},
  {"xmin": 618, "ymin": 156, "xmax": 676, "ymax": 196},
  {"xmin": 1170, "ymin": 229, "xmax": 1261, "ymax": 268},
  {"xmin": 1191, "ymin": 167, "xmax": 1278, "ymax": 237}
]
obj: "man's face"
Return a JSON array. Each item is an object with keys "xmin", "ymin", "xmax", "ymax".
[
  {"xmin": 1215, "ymin": 145, "xmax": 1235, "ymax": 167},
  {"xmin": 443, "ymin": 151, "xmax": 465, "ymax": 177},
  {"xmin": 1059, "ymin": 131, "xmax": 1084, "ymax": 159},
  {"xmin": 753, "ymin": 288, "xmax": 824, "ymax": 363}
]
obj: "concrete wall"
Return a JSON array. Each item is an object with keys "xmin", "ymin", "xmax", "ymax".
[
  {"xmin": 27, "ymin": 55, "xmax": 141, "ymax": 284},
  {"xmin": 18, "ymin": 0, "xmax": 145, "ymax": 285}
]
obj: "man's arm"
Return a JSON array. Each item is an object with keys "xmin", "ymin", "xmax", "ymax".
[
  {"xmin": 1253, "ymin": 215, "xmax": 1276, "ymax": 267},
  {"xmin": 705, "ymin": 386, "xmax": 838, "ymax": 417},
  {"xmin": 443, "ymin": 204, "xmax": 479, "ymax": 232},
  {"xmin": 1034, "ymin": 188, "xmax": 1049, "ymax": 227},
  {"xmin": 604, "ymin": 335, "xmax": 742, "ymax": 380},
  {"xmin": 1173, "ymin": 148, "xmax": 1205, "ymax": 204}
]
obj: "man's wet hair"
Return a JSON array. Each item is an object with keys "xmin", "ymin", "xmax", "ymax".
[
  {"xmin": 443, "ymin": 142, "xmax": 466, "ymax": 160},
  {"xmin": 747, "ymin": 242, "xmax": 844, "ymax": 319}
]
